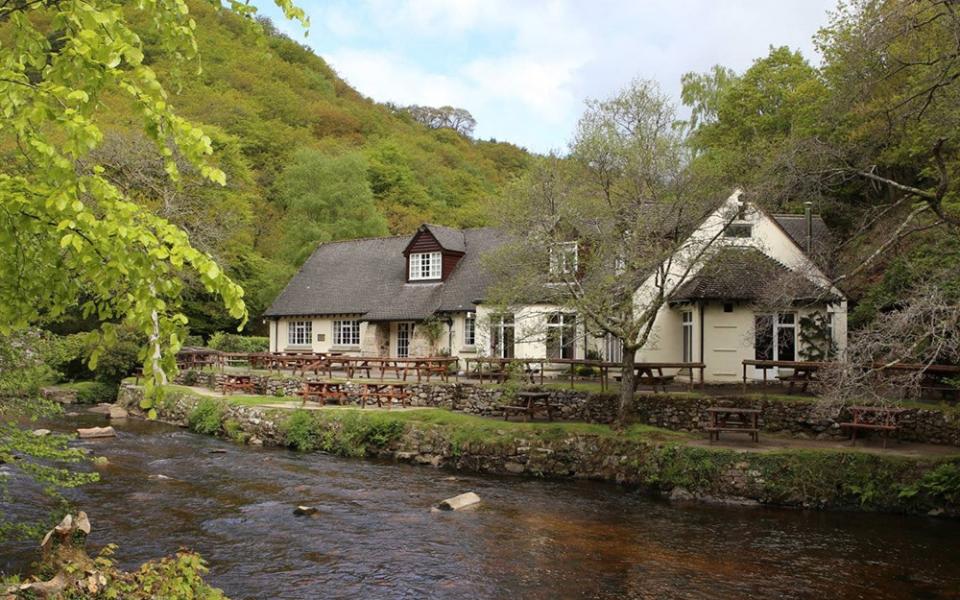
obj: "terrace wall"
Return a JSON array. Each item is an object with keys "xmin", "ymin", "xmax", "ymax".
[{"xmin": 173, "ymin": 370, "xmax": 960, "ymax": 447}]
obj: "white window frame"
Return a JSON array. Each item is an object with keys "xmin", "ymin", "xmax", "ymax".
[
  {"xmin": 464, "ymin": 313, "xmax": 476, "ymax": 346},
  {"xmin": 333, "ymin": 320, "xmax": 361, "ymax": 346},
  {"xmin": 490, "ymin": 313, "xmax": 515, "ymax": 359},
  {"xmin": 288, "ymin": 320, "xmax": 312, "ymax": 347},
  {"xmin": 549, "ymin": 242, "xmax": 578, "ymax": 276},
  {"xmin": 546, "ymin": 312, "xmax": 577, "ymax": 360},
  {"xmin": 681, "ymin": 311, "xmax": 694, "ymax": 362},
  {"xmin": 409, "ymin": 251, "xmax": 442, "ymax": 281}
]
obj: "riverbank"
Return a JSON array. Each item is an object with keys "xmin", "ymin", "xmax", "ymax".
[{"xmin": 118, "ymin": 384, "xmax": 960, "ymax": 516}]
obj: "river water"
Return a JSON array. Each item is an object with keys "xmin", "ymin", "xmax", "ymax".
[{"xmin": 3, "ymin": 413, "xmax": 960, "ymax": 599}]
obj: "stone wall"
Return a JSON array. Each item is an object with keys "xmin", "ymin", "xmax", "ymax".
[
  {"xmin": 118, "ymin": 384, "xmax": 960, "ymax": 516},
  {"xmin": 173, "ymin": 370, "xmax": 960, "ymax": 447}
]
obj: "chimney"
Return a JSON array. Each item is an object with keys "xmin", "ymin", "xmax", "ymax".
[{"xmin": 803, "ymin": 201, "xmax": 813, "ymax": 254}]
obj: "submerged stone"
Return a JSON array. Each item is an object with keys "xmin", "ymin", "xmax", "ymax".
[{"xmin": 436, "ymin": 492, "xmax": 481, "ymax": 511}]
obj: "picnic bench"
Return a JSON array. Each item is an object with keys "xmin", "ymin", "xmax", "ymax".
[
  {"xmin": 465, "ymin": 358, "xmax": 545, "ymax": 385},
  {"xmin": 613, "ymin": 362, "xmax": 706, "ymax": 392},
  {"xmin": 502, "ymin": 390, "xmax": 558, "ymax": 422},
  {"xmin": 840, "ymin": 406, "xmax": 906, "ymax": 448},
  {"xmin": 705, "ymin": 406, "xmax": 761, "ymax": 442},
  {"xmin": 221, "ymin": 374, "xmax": 254, "ymax": 395},
  {"xmin": 298, "ymin": 381, "xmax": 346, "ymax": 406},
  {"xmin": 358, "ymin": 383, "xmax": 412, "ymax": 409},
  {"xmin": 742, "ymin": 360, "xmax": 831, "ymax": 393}
]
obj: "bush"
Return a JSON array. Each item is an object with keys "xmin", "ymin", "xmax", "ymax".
[
  {"xmin": 92, "ymin": 328, "xmax": 144, "ymax": 384},
  {"xmin": 576, "ymin": 366, "xmax": 596, "ymax": 377},
  {"xmin": 60, "ymin": 381, "xmax": 118, "ymax": 404},
  {"xmin": 223, "ymin": 418, "xmax": 248, "ymax": 443},
  {"xmin": 207, "ymin": 332, "xmax": 268, "ymax": 353},
  {"xmin": 282, "ymin": 409, "xmax": 323, "ymax": 451},
  {"xmin": 187, "ymin": 398, "xmax": 225, "ymax": 435}
]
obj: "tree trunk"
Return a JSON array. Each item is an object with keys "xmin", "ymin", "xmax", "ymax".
[{"xmin": 617, "ymin": 345, "xmax": 638, "ymax": 427}]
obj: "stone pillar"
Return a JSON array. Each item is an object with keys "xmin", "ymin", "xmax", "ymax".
[{"xmin": 360, "ymin": 322, "xmax": 390, "ymax": 356}]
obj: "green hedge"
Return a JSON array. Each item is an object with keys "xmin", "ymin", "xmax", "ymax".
[{"xmin": 207, "ymin": 332, "xmax": 269, "ymax": 353}]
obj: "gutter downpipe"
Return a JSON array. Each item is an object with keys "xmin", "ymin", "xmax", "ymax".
[{"xmin": 804, "ymin": 201, "xmax": 813, "ymax": 254}]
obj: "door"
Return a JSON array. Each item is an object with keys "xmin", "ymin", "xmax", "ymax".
[
  {"xmin": 396, "ymin": 322, "xmax": 412, "ymax": 358},
  {"xmin": 753, "ymin": 312, "xmax": 796, "ymax": 378}
]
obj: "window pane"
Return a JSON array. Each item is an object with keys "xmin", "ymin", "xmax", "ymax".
[{"xmin": 778, "ymin": 324, "xmax": 796, "ymax": 361}]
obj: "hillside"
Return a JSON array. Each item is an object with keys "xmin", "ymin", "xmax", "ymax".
[{"xmin": 89, "ymin": 1, "xmax": 532, "ymax": 334}]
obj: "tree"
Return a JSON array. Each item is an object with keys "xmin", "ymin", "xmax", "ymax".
[
  {"xmin": 485, "ymin": 80, "xmax": 732, "ymax": 424},
  {"xmin": 275, "ymin": 148, "xmax": 389, "ymax": 265},
  {"xmin": 404, "ymin": 105, "xmax": 478, "ymax": 137},
  {"xmin": 0, "ymin": 0, "xmax": 305, "ymax": 543}
]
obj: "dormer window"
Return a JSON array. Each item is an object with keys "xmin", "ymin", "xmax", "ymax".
[
  {"xmin": 410, "ymin": 251, "xmax": 442, "ymax": 280},
  {"xmin": 549, "ymin": 242, "xmax": 578, "ymax": 276}
]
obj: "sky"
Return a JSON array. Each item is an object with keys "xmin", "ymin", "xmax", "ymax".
[{"xmin": 252, "ymin": 0, "xmax": 837, "ymax": 154}]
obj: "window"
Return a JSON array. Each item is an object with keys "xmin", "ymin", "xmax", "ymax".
[
  {"xmin": 724, "ymin": 223, "xmax": 752, "ymax": 238},
  {"xmin": 754, "ymin": 312, "xmax": 795, "ymax": 361},
  {"xmin": 723, "ymin": 302, "xmax": 734, "ymax": 313},
  {"xmin": 333, "ymin": 320, "xmax": 361, "ymax": 346},
  {"xmin": 681, "ymin": 311, "xmax": 693, "ymax": 363},
  {"xmin": 409, "ymin": 251, "xmax": 441, "ymax": 280},
  {"xmin": 288, "ymin": 320, "xmax": 312, "ymax": 346},
  {"xmin": 604, "ymin": 332, "xmax": 623, "ymax": 363},
  {"xmin": 464, "ymin": 313, "xmax": 476, "ymax": 346},
  {"xmin": 546, "ymin": 313, "xmax": 576, "ymax": 359},
  {"xmin": 490, "ymin": 314, "xmax": 515, "ymax": 359},
  {"xmin": 549, "ymin": 242, "xmax": 578, "ymax": 276}
]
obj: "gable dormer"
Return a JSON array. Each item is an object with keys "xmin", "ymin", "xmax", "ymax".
[{"xmin": 403, "ymin": 224, "xmax": 466, "ymax": 283}]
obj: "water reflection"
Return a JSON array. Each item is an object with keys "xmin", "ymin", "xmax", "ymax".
[{"xmin": 3, "ymin": 414, "xmax": 959, "ymax": 599}]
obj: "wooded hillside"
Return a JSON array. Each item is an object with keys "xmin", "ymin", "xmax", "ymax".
[{"xmin": 56, "ymin": 1, "xmax": 531, "ymax": 334}]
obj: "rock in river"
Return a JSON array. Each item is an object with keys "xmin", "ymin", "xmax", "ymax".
[
  {"xmin": 32, "ymin": 429, "xmax": 51, "ymax": 437},
  {"xmin": 294, "ymin": 505, "xmax": 318, "ymax": 516},
  {"xmin": 108, "ymin": 406, "xmax": 129, "ymax": 419},
  {"xmin": 436, "ymin": 492, "xmax": 481, "ymax": 511},
  {"xmin": 76, "ymin": 426, "xmax": 116, "ymax": 439}
]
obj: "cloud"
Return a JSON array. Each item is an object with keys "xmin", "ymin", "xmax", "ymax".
[{"xmin": 255, "ymin": 0, "xmax": 837, "ymax": 153}]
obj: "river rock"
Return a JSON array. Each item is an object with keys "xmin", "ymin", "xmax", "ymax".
[
  {"xmin": 87, "ymin": 404, "xmax": 113, "ymax": 415},
  {"xmin": 32, "ymin": 429, "xmax": 51, "ymax": 437},
  {"xmin": 91, "ymin": 456, "xmax": 110, "ymax": 467},
  {"xmin": 249, "ymin": 437, "xmax": 263, "ymax": 446},
  {"xmin": 294, "ymin": 505, "xmax": 318, "ymax": 516},
  {"xmin": 76, "ymin": 426, "xmax": 115, "ymax": 439},
  {"xmin": 108, "ymin": 406, "xmax": 128, "ymax": 419},
  {"xmin": 436, "ymin": 492, "xmax": 481, "ymax": 511}
]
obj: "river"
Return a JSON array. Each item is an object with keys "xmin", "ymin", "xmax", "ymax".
[{"xmin": 3, "ymin": 412, "xmax": 960, "ymax": 599}]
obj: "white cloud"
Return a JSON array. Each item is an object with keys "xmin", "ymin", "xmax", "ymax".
[{"xmin": 257, "ymin": 0, "xmax": 837, "ymax": 152}]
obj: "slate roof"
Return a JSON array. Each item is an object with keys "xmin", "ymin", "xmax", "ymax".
[
  {"xmin": 670, "ymin": 247, "xmax": 838, "ymax": 304},
  {"xmin": 771, "ymin": 214, "xmax": 831, "ymax": 256},
  {"xmin": 264, "ymin": 227, "xmax": 509, "ymax": 320},
  {"xmin": 420, "ymin": 223, "xmax": 466, "ymax": 253}
]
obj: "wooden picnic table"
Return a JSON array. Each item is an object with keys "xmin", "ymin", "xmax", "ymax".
[
  {"xmin": 502, "ymin": 391, "xmax": 558, "ymax": 422},
  {"xmin": 742, "ymin": 359, "xmax": 832, "ymax": 393},
  {"xmin": 609, "ymin": 362, "xmax": 706, "ymax": 392},
  {"xmin": 221, "ymin": 374, "xmax": 254, "ymax": 395},
  {"xmin": 705, "ymin": 406, "xmax": 761, "ymax": 442},
  {"xmin": 298, "ymin": 381, "xmax": 346, "ymax": 406},
  {"xmin": 841, "ymin": 406, "xmax": 906, "ymax": 448},
  {"xmin": 357, "ymin": 382, "xmax": 412, "ymax": 409},
  {"xmin": 464, "ymin": 358, "xmax": 545, "ymax": 384}
]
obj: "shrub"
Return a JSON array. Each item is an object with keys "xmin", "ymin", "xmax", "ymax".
[
  {"xmin": 223, "ymin": 418, "xmax": 248, "ymax": 443},
  {"xmin": 576, "ymin": 366, "xmax": 596, "ymax": 377},
  {"xmin": 207, "ymin": 332, "xmax": 269, "ymax": 353},
  {"xmin": 187, "ymin": 398, "xmax": 225, "ymax": 435},
  {"xmin": 64, "ymin": 381, "xmax": 118, "ymax": 404},
  {"xmin": 92, "ymin": 328, "xmax": 144, "ymax": 384},
  {"xmin": 282, "ymin": 409, "xmax": 323, "ymax": 451}
]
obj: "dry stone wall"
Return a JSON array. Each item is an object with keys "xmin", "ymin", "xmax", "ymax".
[{"xmin": 173, "ymin": 370, "xmax": 960, "ymax": 446}]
